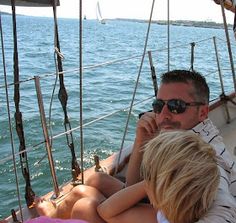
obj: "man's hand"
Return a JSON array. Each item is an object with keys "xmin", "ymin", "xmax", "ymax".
[{"xmin": 135, "ymin": 112, "xmax": 160, "ymax": 146}]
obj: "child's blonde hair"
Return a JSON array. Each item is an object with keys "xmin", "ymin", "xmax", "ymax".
[{"xmin": 141, "ymin": 130, "xmax": 219, "ymax": 223}]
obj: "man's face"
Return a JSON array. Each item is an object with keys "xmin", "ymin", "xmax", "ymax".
[{"xmin": 155, "ymin": 82, "xmax": 208, "ymax": 130}]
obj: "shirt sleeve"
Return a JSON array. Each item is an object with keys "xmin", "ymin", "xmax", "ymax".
[{"xmin": 196, "ymin": 165, "xmax": 236, "ymax": 223}]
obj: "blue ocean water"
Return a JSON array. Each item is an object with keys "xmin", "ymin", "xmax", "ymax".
[{"xmin": 0, "ymin": 15, "xmax": 236, "ymax": 218}]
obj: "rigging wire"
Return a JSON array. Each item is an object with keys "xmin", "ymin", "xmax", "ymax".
[
  {"xmin": 48, "ymin": 50, "xmax": 59, "ymax": 151},
  {"xmin": 0, "ymin": 10, "xmax": 23, "ymax": 221},
  {"xmin": 167, "ymin": 0, "xmax": 170, "ymax": 71},
  {"xmin": 0, "ymin": 36, "xmax": 227, "ymax": 90},
  {"xmin": 1, "ymin": 0, "xmax": 236, "ymax": 219},
  {"xmin": 219, "ymin": 0, "xmax": 236, "ymax": 92},
  {"xmin": 79, "ymin": 0, "xmax": 84, "ymax": 184},
  {"xmin": 0, "ymin": 62, "xmax": 233, "ymax": 167},
  {"xmin": 0, "ymin": 30, "xmax": 234, "ymax": 166},
  {"xmin": 115, "ymin": 0, "xmax": 156, "ymax": 173},
  {"xmin": 0, "ymin": 95, "xmax": 153, "ymax": 165},
  {"xmin": 1, "ymin": 57, "xmax": 232, "ymax": 166},
  {"xmin": 213, "ymin": 36, "xmax": 231, "ymax": 123}
]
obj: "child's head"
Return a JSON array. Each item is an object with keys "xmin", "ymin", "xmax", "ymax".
[{"xmin": 141, "ymin": 130, "xmax": 219, "ymax": 223}]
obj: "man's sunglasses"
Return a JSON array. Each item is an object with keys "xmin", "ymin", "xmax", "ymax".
[{"xmin": 152, "ymin": 99, "xmax": 205, "ymax": 114}]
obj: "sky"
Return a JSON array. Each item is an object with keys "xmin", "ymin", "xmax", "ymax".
[{"xmin": 0, "ymin": 0, "xmax": 235, "ymax": 24}]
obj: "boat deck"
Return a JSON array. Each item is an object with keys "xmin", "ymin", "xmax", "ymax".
[
  {"xmin": 220, "ymin": 116, "xmax": 236, "ymax": 160},
  {"xmin": 209, "ymin": 94, "xmax": 236, "ymax": 161}
]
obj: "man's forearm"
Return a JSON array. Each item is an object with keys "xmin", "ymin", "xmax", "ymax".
[{"xmin": 125, "ymin": 139, "xmax": 144, "ymax": 186}]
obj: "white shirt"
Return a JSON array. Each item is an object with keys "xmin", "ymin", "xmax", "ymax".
[
  {"xmin": 191, "ymin": 118, "xmax": 236, "ymax": 223},
  {"xmin": 157, "ymin": 211, "xmax": 169, "ymax": 223}
]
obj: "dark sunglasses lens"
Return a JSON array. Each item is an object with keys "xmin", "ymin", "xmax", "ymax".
[
  {"xmin": 152, "ymin": 99, "xmax": 165, "ymax": 113},
  {"xmin": 168, "ymin": 99, "xmax": 186, "ymax": 114}
]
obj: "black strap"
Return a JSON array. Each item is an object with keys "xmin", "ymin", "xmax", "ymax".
[
  {"xmin": 138, "ymin": 110, "xmax": 153, "ymax": 119},
  {"xmin": 53, "ymin": 5, "xmax": 81, "ymax": 178},
  {"xmin": 190, "ymin": 42, "xmax": 195, "ymax": 71},
  {"xmin": 233, "ymin": 5, "xmax": 236, "ymax": 38},
  {"xmin": 11, "ymin": 0, "xmax": 35, "ymax": 207}
]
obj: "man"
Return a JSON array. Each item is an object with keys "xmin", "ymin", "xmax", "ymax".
[{"xmin": 36, "ymin": 70, "xmax": 236, "ymax": 222}]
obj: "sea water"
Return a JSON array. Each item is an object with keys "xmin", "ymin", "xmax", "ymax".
[{"xmin": 0, "ymin": 15, "xmax": 235, "ymax": 218}]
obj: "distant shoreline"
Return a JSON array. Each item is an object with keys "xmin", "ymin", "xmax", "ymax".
[
  {"xmin": 115, "ymin": 18, "xmax": 233, "ymax": 29},
  {"xmin": 1, "ymin": 12, "xmax": 233, "ymax": 29}
]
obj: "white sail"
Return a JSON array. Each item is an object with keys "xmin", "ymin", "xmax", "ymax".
[{"xmin": 96, "ymin": 1, "xmax": 106, "ymax": 24}]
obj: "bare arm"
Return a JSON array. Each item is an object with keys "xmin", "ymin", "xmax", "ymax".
[
  {"xmin": 97, "ymin": 181, "xmax": 147, "ymax": 220},
  {"xmin": 126, "ymin": 112, "xmax": 159, "ymax": 186}
]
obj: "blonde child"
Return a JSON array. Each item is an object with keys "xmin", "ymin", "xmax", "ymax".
[{"xmin": 97, "ymin": 131, "xmax": 220, "ymax": 223}]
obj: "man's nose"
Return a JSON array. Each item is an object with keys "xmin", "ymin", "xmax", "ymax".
[{"xmin": 159, "ymin": 104, "xmax": 172, "ymax": 118}]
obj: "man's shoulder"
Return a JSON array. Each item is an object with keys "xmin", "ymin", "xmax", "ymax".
[
  {"xmin": 191, "ymin": 119, "xmax": 235, "ymax": 173},
  {"xmin": 191, "ymin": 118, "xmax": 221, "ymax": 145}
]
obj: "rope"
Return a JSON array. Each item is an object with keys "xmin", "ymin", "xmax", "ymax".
[
  {"xmin": 11, "ymin": 0, "xmax": 35, "ymax": 208},
  {"xmin": 0, "ymin": 10, "xmax": 23, "ymax": 221},
  {"xmin": 115, "ymin": 0, "xmax": 156, "ymax": 173},
  {"xmin": 52, "ymin": 3, "xmax": 81, "ymax": 181}
]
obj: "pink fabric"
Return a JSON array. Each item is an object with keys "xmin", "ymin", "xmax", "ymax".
[{"xmin": 25, "ymin": 216, "xmax": 88, "ymax": 223}]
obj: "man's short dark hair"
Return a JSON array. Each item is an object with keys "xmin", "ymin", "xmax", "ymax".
[{"xmin": 160, "ymin": 70, "xmax": 210, "ymax": 104}]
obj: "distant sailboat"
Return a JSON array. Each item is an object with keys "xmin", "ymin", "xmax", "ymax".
[{"xmin": 96, "ymin": 0, "xmax": 106, "ymax": 24}]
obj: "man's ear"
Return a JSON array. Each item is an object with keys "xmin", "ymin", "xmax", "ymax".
[{"xmin": 199, "ymin": 105, "xmax": 209, "ymax": 121}]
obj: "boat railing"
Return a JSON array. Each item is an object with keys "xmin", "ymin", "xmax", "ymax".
[
  {"xmin": 1, "ymin": 31, "xmax": 236, "ymax": 220},
  {"xmin": 0, "ymin": 35, "xmax": 235, "ymax": 167},
  {"xmin": 0, "ymin": 35, "xmax": 233, "ymax": 88},
  {"xmin": 0, "ymin": 34, "xmax": 234, "ymax": 157}
]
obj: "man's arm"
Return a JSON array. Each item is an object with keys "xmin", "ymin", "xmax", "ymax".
[
  {"xmin": 126, "ymin": 112, "xmax": 159, "ymax": 186},
  {"xmin": 125, "ymin": 138, "xmax": 144, "ymax": 186},
  {"xmin": 196, "ymin": 189, "xmax": 236, "ymax": 223},
  {"xmin": 197, "ymin": 165, "xmax": 236, "ymax": 223}
]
